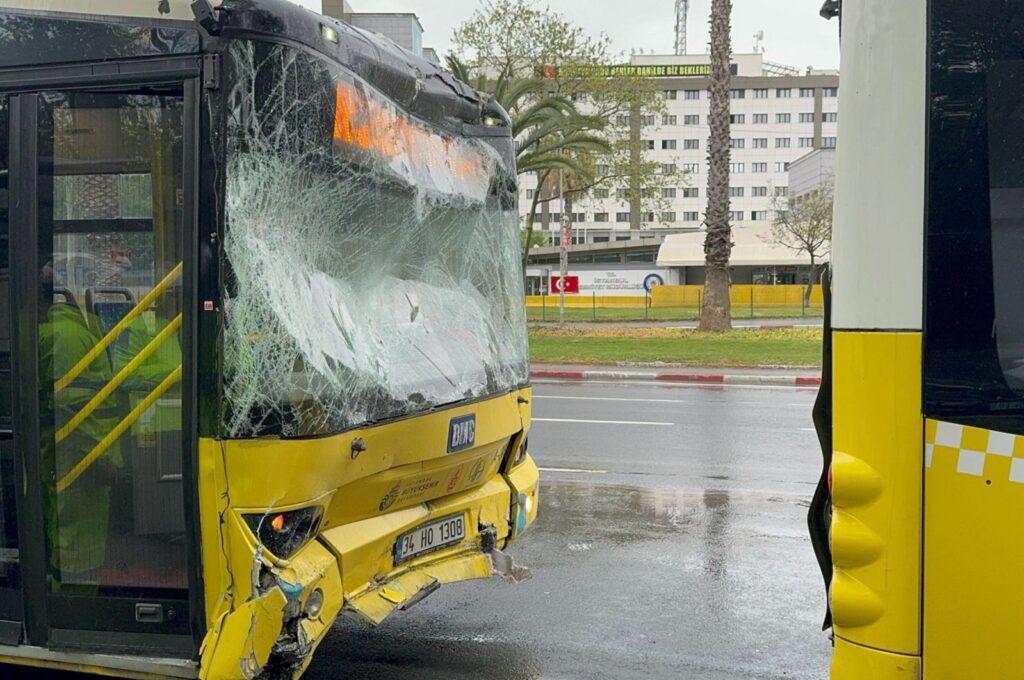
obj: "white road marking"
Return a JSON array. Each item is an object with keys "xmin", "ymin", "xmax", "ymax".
[
  {"xmin": 800, "ymin": 427, "xmax": 817, "ymax": 432},
  {"xmin": 532, "ymin": 417, "xmax": 675, "ymax": 426},
  {"xmin": 539, "ymin": 466, "xmax": 609, "ymax": 474}
]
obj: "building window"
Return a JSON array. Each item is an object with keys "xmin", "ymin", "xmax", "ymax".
[
  {"xmin": 550, "ymin": 213, "xmax": 561, "ymax": 222},
  {"xmin": 663, "ymin": 89, "xmax": 677, "ymax": 100},
  {"xmin": 821, "ymin": 136, "xmax": 837, "ymax": 148},
  {"xmin": 776, "ymin": 137, "xmax": 791, "ymax": 148},
  {"xmin": 661, "ymin": 211, "xmax": 676, "ymax": 222},
  {"xmin": 616, "ymin": 114, "xmax": 630, "ymax": 126},
  {"xmin": 661, "ymin": 163, "xmax": 677, "ymax": 174},
  {"xmin": 730, "ymin": 211, "xmax": 744, "ymax": 221},
  {"xmin": 729, "ymin": 186, "xmax": 745, "ymax": 197},
  {"xmin": 729, "ymin": 162, "xmax": 745, "ymax": 173},
  {"xmin": 823, "ymin": 87, "xmax": 838, "ymax": 97},
  {"xmin": 663, "ymin": 114, "xmax": 678, "ymax": 125},
  {"xmin": 752, "ymin": 162, "xmax": 768, "ymax": 173},
  {"xmin": 775, "ymin": 162, "xmax": 790, "ymax": 172},
  {"xmin": 684, "ymin": 114, "xmax": 700, "ymax": 125},
  {"xmin": 615, "ymin": 212, "xmax": 630, "ymax": 222},
  {"xmin": 662, "ymin": 187, "xmax": 677, "ymax": 198},
  {"xmin": 752, "ymin": 210, "xmax": 769, "ymax": 221},
  {"xmin": 776, "ymin": 113, "xmax": 791, "ymax": 123},
  {"xmin": 596, "ymin": 163, "xmax": 610, "ymax": 175},
  {"xmin": 800, "ymin": 87, "xmax": 815, "ymax": 98},
  {"xmin": 799, "ymin": 112, "xmax": 815, "ymax": 123},
  {"xmin": 641, "ymin": 188, "xmax": 655, "ymax": 199},
  {"xmin": 643, "ymin": 139, "xmax": 655, "ymax": 150},
  {"xmin": 799, "ymin": 137, "xmax": 815, "ymax": 148},
  {"xmin": 641, "ymin": 114, "xmax": 656, "ymax": 126},
  {"xmin": 594, "ymin": 212, "xmax": 609, "ymax": 222},
  {"xmin": 753, "ymin": 137, "xmax": 768, "ymax": 149},
  {"xmin": 683, "ymin": 187, "xmax": 699, "ymax": 198},
  {"xmin": 684, "ymin": 89, "xmax": 700, "ymax": 100},
  {"xmin": 683, "ymin": 163, "xmax": 700, "ymax": 173},
  {"xmin": 753, "ymin": 88, "xmax": 769, "ymax": 99},
  {"xmin": 730, "ymin": 88, "xmax": 746, "ymax": 99},
  {"xmin": 730, "ymin": 114, "xmax": 746, "ymax": 124},
  {"xmin": 684, "ymin": 138, "xmax": 700, "ymax": 149},
  {"xmin": 662, "ymin": 139, "xmax": 677, "ymax": 150},
  {"xmin": 752, "ymin": 186, "xmax": 768, "ymax": 197},
  {"xmin": 616, "ymin": 188, "xmax": 628, "ymax": 199},
  {"xmin": 774, "ymin": 186, "xmax": 788, "ymax": 197},
  {"xmin": 683, "ymin": 211, "xmax": 700, "ymax": 221},
  {"xmin": 776, "ymin": 88, "xmax": 792, "ymax": 98},
  {"xmin": 574, "ymin": 212, "xmax": 586, "ymax": 222},
  {"xmin": 525, "ymin": 189, "xmax": 535, "ymax": 199},
  {"xmin": 593, "ymin": 187, "xmax": 609, "ymax": 199},
  {"xmin": 753, "ymin": 113, "xmax": 768, "ymax": 124},
  {"xmin": 730, "ymin": 138, "xmax": 745, "ymax": 149},
  {"xmin": 641, "ymin": 212, "xmax": 655, "ymax": 223},
  {"xmin": 822, "ymin": 112, "xmax": 838, "ymax": 123}
]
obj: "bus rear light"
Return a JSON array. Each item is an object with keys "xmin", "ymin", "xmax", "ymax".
[{"xmin": 243, "ymin": 506, "xmax": 324, "ymax": 560}]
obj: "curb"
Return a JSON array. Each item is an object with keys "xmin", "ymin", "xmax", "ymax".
[{"xmin": 530, "ymin": 369, "xmax": 821, "ymax": 387}]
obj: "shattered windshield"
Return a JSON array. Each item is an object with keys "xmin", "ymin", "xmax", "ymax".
[{"xmin": 221, "ymin": 41, "xmax": 528, "ymax": 438}]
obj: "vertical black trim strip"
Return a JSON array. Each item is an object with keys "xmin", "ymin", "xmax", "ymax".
[
  {"xmin": 181, "ymin": 77, "xmax": 206, "ymax": 655},
  {"xmin": 9, "ymin": 92, "xmax": 47, "ymax": 645}
]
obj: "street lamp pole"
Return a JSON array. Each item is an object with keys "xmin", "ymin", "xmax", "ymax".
[{"xmin": 559, "ymin": 168, "xmax": 568, "ymax": 325}]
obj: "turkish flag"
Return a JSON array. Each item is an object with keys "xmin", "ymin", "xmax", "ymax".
[{"xmin": 550, "ymin": 275, "xmax": 579, "ymax": 294}]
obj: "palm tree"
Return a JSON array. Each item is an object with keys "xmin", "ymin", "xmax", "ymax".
[
  {"xmin": 445, "ymin": 56, "xmax": 610, "ymax": 272},
  {"xmin": 700, "ymin": 0, "xmax": 733, "ymax": 331}
]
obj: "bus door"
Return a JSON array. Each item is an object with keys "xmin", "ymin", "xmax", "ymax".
[{"xmin": 2, "ymin": 68, "xmax": 200, "ymax": 659}]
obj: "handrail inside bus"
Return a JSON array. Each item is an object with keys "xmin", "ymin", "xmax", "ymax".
[
  {"xmin": 57, "ymin": 364, "xmax": 182, "ymax": 493},
  {"xmin": 54, "ymin": 261, "xmax": 183, "ymax": 393},
  {"xmin": 55, "ymin": 314, "xmax": 183, "ymax": 444}
]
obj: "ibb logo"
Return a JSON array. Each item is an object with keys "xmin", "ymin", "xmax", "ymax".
[{"xmin": 448, "ymin": 414, "xmax": 476, "ymax": 453}]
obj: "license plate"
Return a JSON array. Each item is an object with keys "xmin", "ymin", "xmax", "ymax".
[{"xmin": 394, "ymin": 514, "xmax": 466, "ymax": 565}]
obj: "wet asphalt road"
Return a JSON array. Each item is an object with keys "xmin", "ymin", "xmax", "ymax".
[
  {"xmin": 307, "ymin": 379, "xmax": 832, "ymax": 679},
  {"xmin": 10, "ymin": 380, "xmax": 832, "ymax": 679}
]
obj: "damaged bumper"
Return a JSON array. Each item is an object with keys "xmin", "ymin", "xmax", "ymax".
[
  {"xmin": 201, "ymin": 458, "xmax": 539, "ymax": 678},
  {"xmin": 323, "ymin": 462, "xmax": 538, "ymax": 627}
]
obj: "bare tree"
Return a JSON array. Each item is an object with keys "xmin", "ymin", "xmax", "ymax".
[
  {"xmin": 765, "ymin": 177, "xmax": 833, "ymax": 305},
  {"xmin": 700, "ymin": 0, "xmax": 733, "ymax": 331}
]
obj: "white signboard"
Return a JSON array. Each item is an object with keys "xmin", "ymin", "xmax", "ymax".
[{"xmin": 574, "ymin": 270, "xmax": 668, "ymax": 296}]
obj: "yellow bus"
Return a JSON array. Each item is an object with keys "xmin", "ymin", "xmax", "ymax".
[
  {"xmin": 811, "ymin": 0, "xmax": 1024, "ymax": 677},
  {"xmin": 0, "ymin": 1, "xmax": 538, "ymax": 677}
]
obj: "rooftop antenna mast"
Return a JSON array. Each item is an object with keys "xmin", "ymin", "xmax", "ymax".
[{"xmin": 674, "ymin": 0, "xmax": 689, "ymax": 55}]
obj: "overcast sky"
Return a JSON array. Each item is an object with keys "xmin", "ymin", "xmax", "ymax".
[{"xmin": 289, "ymin": 0, "xmax": 840, "ymax": 70}]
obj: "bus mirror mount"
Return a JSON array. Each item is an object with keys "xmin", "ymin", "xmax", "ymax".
[{"xmin": 191, "ymin": 0, "xmax": 221, "ymax": 35}]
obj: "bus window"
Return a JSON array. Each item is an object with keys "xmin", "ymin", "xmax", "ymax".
[
  {"xmin": 37, "ymin": 91, "xmax": 187, "ymax": 594},
  {"xmin": 221, "ymin": 42, "xmax": 528, "ymax": 438},
  {"xmin": 987, "ymin": 62, "xmax": 1024, "ymax": 399}
]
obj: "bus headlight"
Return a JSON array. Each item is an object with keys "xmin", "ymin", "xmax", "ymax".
[
  {"xmin": 243, "ymin": 506, "xmax": 324, "ymax": 560},
  {"xmin": 305, "ymin": 588, "xmax": 325, "ymax": 618}
]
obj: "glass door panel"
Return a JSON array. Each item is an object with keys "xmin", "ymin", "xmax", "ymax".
[
  {"xmin": 36, "ymin": 90, "xmax": 188, "ymax": 605},
  {"xmin": 0, "ymin": 93, "xmax": 22, "ymax": 643}
]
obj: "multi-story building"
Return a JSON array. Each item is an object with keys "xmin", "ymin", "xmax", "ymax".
[{"xmin": 522, "ymin": 53, "xmax": 839, "ymax": 253}]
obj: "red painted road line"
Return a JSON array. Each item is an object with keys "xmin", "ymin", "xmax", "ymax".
[
  {"xmin": 795, "ymin": 376, "xmax": 822, "ymax": 386},
  {"xmin": 655, "ymin": 373, "xmax": 725, "ymax": 383},
  {"xmin": 530, "ymin": 370, "xmax": 586, "ymax": 380}
]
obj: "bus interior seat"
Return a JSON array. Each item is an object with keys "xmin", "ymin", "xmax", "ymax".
[{"xmin": 85, "ymin": 287, "xmax": 135, "ymax": 356}]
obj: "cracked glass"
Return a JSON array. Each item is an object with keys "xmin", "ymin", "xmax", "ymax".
[{"xmin": 222, "ymin": 41, "xmax": 528, "ymax": 438}]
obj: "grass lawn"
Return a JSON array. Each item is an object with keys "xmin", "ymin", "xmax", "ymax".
[
  {"xmin": 529, "ymin": 327, "xmax": 823, "ymax": 368},
  {"xmin": 526, "ymin": 304, "xmax": 823, "ymax": 323}
]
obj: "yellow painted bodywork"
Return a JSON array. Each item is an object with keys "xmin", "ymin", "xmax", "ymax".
[
  {"xmin": 923, "ymin": 419, "xmax": 1024, "ymax": 679},
  {"xmin": 831, "ymin": 637, "xmax": 921, "ymax": 680},
  {"xmin": 193, "ymin": 387, "xmax": 537, "ymax": 679},
  {"xmin": 831, "ymin": 332, "xmax": 922, "ymax": 656}
]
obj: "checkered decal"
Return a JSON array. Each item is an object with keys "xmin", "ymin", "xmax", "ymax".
[{"xmin": 926, "ymin": 420, "xmax": 1024, "ymax": 483}]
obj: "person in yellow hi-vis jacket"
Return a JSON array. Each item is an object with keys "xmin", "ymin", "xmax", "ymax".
[{"xmin": 40, "ymin": 302, "xmax": 124, "ymax": 592}]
